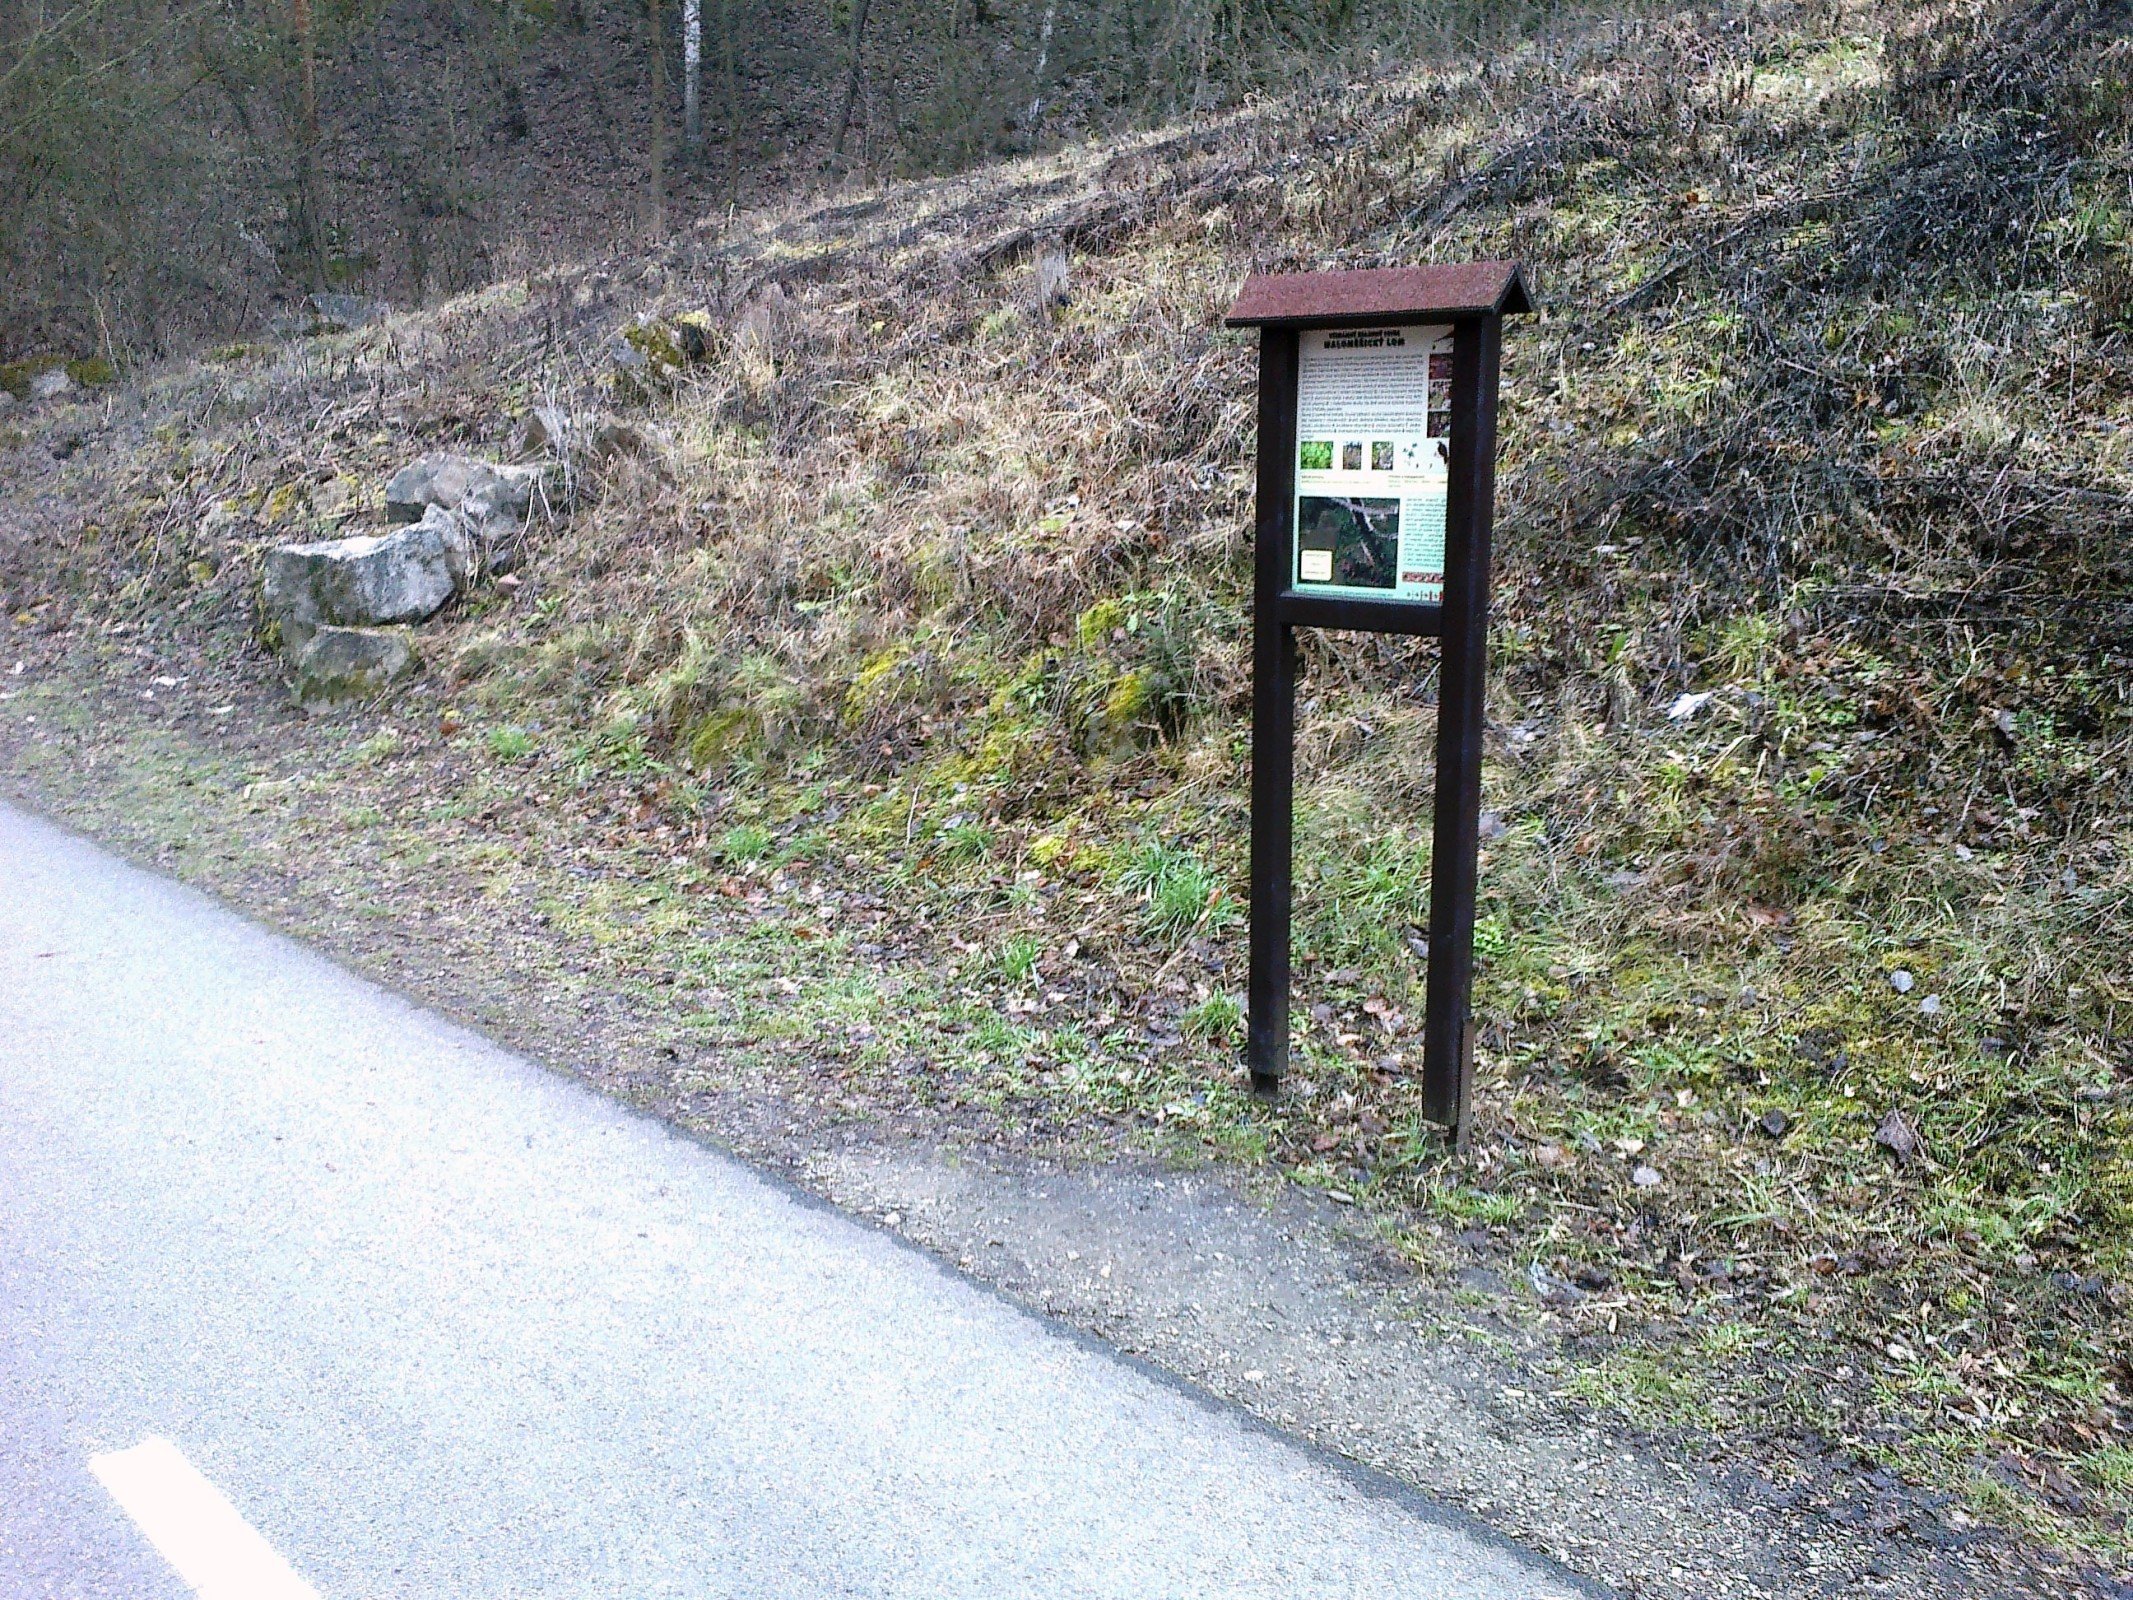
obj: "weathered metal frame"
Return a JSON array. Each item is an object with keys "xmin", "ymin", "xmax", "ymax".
[{"xmin": 1228, "ymin": 263, "xmax": 1529, "ymax": 1142}]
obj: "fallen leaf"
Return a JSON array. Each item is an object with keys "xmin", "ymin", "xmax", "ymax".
[{"xmin": 1875, "ymin": 1107, "xmax": 1921, "ymax": 1167}]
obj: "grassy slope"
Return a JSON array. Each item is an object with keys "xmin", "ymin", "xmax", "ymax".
[{"xmin": 5, "ymin": 0, "xmax": 2133, "ymax": 1564}]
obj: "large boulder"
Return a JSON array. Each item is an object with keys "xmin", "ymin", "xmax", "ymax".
[
  {"xmin": 384, "ymin": 454, "xmax": 545, "ymax": 560},
  {"xmin": 290, "ymin": 626, "xmax": 415, "ymax": 711},
  {"xmin": 262, "ymin": 506, "xmax": 471, "ymax": 648}
]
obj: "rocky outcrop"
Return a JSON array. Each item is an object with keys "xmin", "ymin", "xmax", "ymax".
[
  {"xmin": 383, "ymin": 453, "xmax": 545, "ymax": 563},
  {"xmin": 289, "ymin": 626, "xmax": 415, "ymax": 710},
  {"xmin": 260, "ymin": 450, "xmax": 551, "ymax": 708},
  {"xmin": 262, "ymin": 506, "xmax": 471, "ymax": 648}
]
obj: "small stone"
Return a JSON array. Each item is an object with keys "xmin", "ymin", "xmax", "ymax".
[
  {"xmin": 1889, "ymin": 969, "xmax": 1915, "ymax": 994},
  {"xmin": 1533, "ymin": 1142, "xmax": 1567, "ymax": 1169},
  {"xmin": 28, "ymin": 369, "xmax": 74, "ymax": 402},
  {"xmin": 1527, "ymin": 1260, "xmax": 1583, "ymax": 1305},
  {"xmin": 1919, "ymin": 994, "xmax": 1942, "ymax": 1017},
  {"xmin": 1631, "ymin": 1165, "xmax": 1662, "ymax": 1188},
  {"xmin": 1665, "ymin": 690, "xmax": 1714, "ymax": 721},
  {"xmin": 1757, "ymin": 1108, "xmax": 1791, "ymax": 1139}
]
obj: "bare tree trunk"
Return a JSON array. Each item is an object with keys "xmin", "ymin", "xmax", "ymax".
[
  {"xmin": 721, "ymin": 0, "xmax": 739, "ymax": 204},
  {"xmin": 1025, "ymin": 0, "xmax": 1056, "ymax": 133},
  {"xmin": 682, "ymin": 0, "xmax": 700, "ymax": 154},
  {"xmin": 646, "ymin": 0, "xmax": 667, "ymax": 236},
  {"xmin": 828, "ymin": 0, "xmax": 870, "ymax": 167},
  {"xmin": 292, "ymin": 0, "xmax": 328, "ymax": 286}
]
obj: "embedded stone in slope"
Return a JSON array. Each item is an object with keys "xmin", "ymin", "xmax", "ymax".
[
  {"xmin": 262, "ymin": 506, "xmax": 471, "ymax": 648},
  {"xmin": 289, "ymin": 626, "xmax": 415, "ymax": 710}
]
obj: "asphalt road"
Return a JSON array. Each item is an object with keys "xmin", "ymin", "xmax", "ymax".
[{"xmin": 0, "ymin": 800, "xmax": 1592, "ymax": 1599}]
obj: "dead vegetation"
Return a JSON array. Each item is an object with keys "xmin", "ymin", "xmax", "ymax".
[{"xmin": 5, "ymin": 0, "xmax": 2133, "ymax": 1574}]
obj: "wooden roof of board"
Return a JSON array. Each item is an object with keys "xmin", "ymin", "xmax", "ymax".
[{"xmin": 1224, "ymin": 262, "xmax": 1533, "ymax": 328}]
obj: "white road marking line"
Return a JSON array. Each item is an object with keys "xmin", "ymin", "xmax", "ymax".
[{"xmin": 88, "ymin": 1437, "xmax": 322, "ymax": 1600}]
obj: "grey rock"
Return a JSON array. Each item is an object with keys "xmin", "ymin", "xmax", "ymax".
[
  {"xmin": 289, "ymin": 626, "xmax": 415, "ymax": 710},
  {"xmin": 1526, "ymin": 1260, "xmax": 1583, "ymax": 1306},
  {"xmin": 263, "ymin": 511, "xmax": 470, "ymax": 648},
  {"xmin": 384, "ymin": 453, "xmax": 545, "ymax": 558},
  {"xmin": 28, "ymin": 369, "xmax": 74, "ymax": 402}
]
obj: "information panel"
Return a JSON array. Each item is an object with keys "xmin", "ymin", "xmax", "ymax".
[{"xmin": 1291, "ymin": 324, "xmax": 1452, "ymax": 605}]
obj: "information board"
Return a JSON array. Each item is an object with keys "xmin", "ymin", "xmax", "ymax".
[
  {"xmin": 1291, "ymin": 325, "xmax": 1451, "ymax": 605},
  {"xmin": 1227, "ymin": 261, "xmax": 1531, "ymax": 1143}
]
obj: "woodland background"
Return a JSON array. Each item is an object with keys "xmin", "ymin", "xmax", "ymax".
[{"xmin": 1, "ymin": 0, "xmax": 1551, "ymax": 359}]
